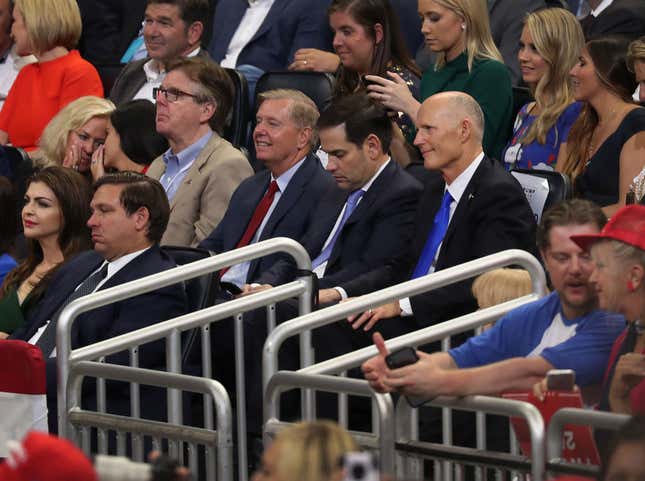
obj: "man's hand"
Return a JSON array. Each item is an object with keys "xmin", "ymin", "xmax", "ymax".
[
  {"xmin": 609, "ymin": 352, "xmax": 645, "ymax": 414},
  {"xmin": 318, "ymin": 288, "xmax": 342, "ymax": 304},
  {"xmin": 288, "ymin": 48, "xmax": 340, "ymax": 72},
  {"xmin": 238, "ymin": 283, "xmax": 273, "ymax": 297},
  {"xmin": 347, "ymin": 300, "xmax": 401, "ymax": 331},
  {"xmin": 362, "ymin": 332, "xmax": 392, "ymax": 393},
  {"xmin": 383, "ymin": 351, "xmax": 443, "ymax": 398}
]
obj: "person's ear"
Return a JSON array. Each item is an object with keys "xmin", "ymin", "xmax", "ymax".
[
  {"xmin": 628, "ymin": 262, "xmax": 645, "ymax": 291},
  {"xmin": 363, "ymin": 133, "xmax": 382, "ymax": 160},
  {"xmin": 458, "ymin": 118, "xmax": 472, "ymax": 143},
  {"xmin": 296, "ymin": 126, "xmax": 312, "ymax": 150},
  {"xmin": 199, "ymin": 100, "xmax": 217, "ymax": 124},
  {"xmin": 186, "ymin": 21, "xmax": 204, "ymax": 46},
  {"xmin": 373, "ymin": 23, "xmax": 384, "ymax": 45},
  {"xmin": 132, "ymin": 206, "xmax": 150, "ymax": 233}
]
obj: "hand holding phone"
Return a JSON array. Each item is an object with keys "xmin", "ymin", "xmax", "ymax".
[{"xmin": 546, "ymin": 369, "xmax": 576, "ymax": 391}]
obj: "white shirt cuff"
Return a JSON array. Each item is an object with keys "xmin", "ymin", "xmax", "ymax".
[
  {"xmin": 334, "ymin": 287, "xmax": 348, "ymax": 300},
  {"xmin": 399, "ymin": 297, "xmax": 413, "ymax": 317}
]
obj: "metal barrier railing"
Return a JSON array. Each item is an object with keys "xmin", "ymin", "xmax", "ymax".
[
  {"xmin": 261, "ymin": 250, "xmax": 546, "ymax": 480},
  {"xmin": 546, "ymin": 408, "xmax": 630, "ymax": 478},
  {"xmin": 57, "ymin": 238, "xmax": 312, "ymax": 481},
  {"xmin": 396, "ymin": 395, "xmax": 544, "ymax": 481},
  {"xmin": 68, "ymin": 361, "xmax": 233, "ymax": 481},
  {"xmin": 263, "ymin": 249, "xmax": 547, "ymax": 389},
  {"xmin": 264, "ymin": 371, "xmax": 396, "ymax": 474}
]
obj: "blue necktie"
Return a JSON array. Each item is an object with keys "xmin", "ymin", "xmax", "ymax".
[
  {"xmin": 312, "ymin": 189, "xmax": 365, "ymax": 269},
  {"xmin": 411, "ymin": 190, "xmax": 453, "ymax": 279}
]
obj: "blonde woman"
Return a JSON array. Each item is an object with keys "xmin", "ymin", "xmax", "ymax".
[
  {"xmin": 0, "ymin": 0, "xmax": 103, "ymax": 151},
  {"xmin": 34, "ymin": 96, "xmax": 115, "ymax": 173},
  {"xmin": 253, "ymin": 421, "xmax": 358, "ymax": 481},
  {"xmin": 558, "ymin": 36, "xmax": 645, "ymax": 216},
  {"xmin": 365, "ymin": 0, "xmax": 512, "ymax": 159},
  {"xmin": 502, "ymin": 9, "xmax": 585, "ymax": 171},
  {"xmin": 627, "ymin": 36, "xmax": 645, "ymax": 103}
]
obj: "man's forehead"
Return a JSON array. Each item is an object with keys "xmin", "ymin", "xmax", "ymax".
[{"xmin": 145, "ymin": 3, "xmax": 183, "ymax": 19}]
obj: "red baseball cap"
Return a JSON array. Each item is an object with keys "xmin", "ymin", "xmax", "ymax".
[
  {"xmin": 570, "ymin": 204, "xmax": 645, "ymax": 252},
  {"xmin": 0, "ymin": 432, "xmax": 97, "ymax": 481}
]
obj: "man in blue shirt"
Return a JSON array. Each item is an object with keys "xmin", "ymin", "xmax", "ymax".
[{"xmin": 362, "ymin": 199, "xmax": 626, "ymax": 403}]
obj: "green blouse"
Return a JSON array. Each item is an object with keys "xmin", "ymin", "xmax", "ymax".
[
  {"xmin": 421, "ymin": 52, "xmax": 513, "ymax": 160},
  {"xmin": 0, "ymin": 287, "xmax": 35, "ymax": 334}
]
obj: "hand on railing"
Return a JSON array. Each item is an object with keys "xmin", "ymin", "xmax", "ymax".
[
  {"xmin": 346, "ymin": 301, "xmax": 402, "ymax": 331},
  {"xmin": 238, "ymin": 283, "xmax": 273, "ymax": 298},
  {"xmin": 362, "ymin": 332, "xmax": 392, "ymax": 393}
]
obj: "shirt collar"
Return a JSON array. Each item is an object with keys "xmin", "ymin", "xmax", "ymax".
[
  {"xmin": 163, "ymin": 130, "xmax": 213, "ymax": 168},
  {"xmin": 104, "ymin": 246, "xmax": 150, "ymax": 280},
  {"xmin": 272, "ymin": 156, "xmax": 306, "ymax": 192},
  {"xmin": 591, "ymin": 0, "xmax": 613, "ymax": 16},
  {"xmin": 446, "ymin": 152, "xmax": 484, "ymax": 204},
  {"xmin": 360, "ymin": 157, "xmax": 391, "ymax": 192},
  {"xmin": 142, "ymin": 46, "xmax": 202, "ymax": 81}
]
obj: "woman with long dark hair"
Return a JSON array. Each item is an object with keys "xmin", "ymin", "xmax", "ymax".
[{"xmin": 0, "ymin": 166, "xmax": 92, "ymax": 335}]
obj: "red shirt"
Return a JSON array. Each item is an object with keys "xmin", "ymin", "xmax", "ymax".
[
  {"xmin": 602, "ymin": 327, "xmax": 645, "ymax": 414},
  {"xmin": 0, "ymin": 50, "xmax": 103, "ymax": 151}
]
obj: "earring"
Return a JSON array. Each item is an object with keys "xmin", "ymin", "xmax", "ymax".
[
  {"xmin": 627, "ymin": 280, "xmax": 636, "ymax": 292},
  {"xmin": 461, "ymin": 23, "xmax": 466, "ymax": 31}
]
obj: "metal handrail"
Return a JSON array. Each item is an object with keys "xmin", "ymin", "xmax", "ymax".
[
  {"xmin": 57, "ymin": 238, "xmax": 312, "ymax": 481},
  {"xmin": 68, "ymin": 361, "xmax": 233, "ymax": 481},
  {"xmin": 547, "ymin": 408, "xmax": 630, "ymax": 461},
  {"xmin": 263, "ymin": 249, "xmax": 547, "ymax": 387},
  {"xmin": 397, "ymin": 395, "xmax": 545, "ymax": 481},
  {"xmin": 264, "ymin": 371, "xmax": 396, "ymax": 474}
]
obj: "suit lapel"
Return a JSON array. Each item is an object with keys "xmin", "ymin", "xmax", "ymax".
[
  {"xmin": 251, "ymin": 0, "xmax": 287, "ymax": 42},
  {"xmin": 211, "ymin": 0, "xmax": 249, "ymax": 59}
]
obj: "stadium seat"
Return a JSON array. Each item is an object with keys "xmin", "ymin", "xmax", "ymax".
[
  {"xmin": 223, "ymin": 68, "xmax": 250, "ymax": 150},
  {"xmin": 511, "ymin": 168, "xmax": 572, "ymax": 221}
]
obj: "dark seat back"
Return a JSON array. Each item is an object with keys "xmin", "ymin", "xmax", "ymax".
[
  {"xmin": 1, "ymin": 146, "xmax": 33, "ymax": 205},
  {"xmin": 223, "ymin": 68, "xmax": 250, "ymax": 149},
  {"xmin": 254, "ymin": 71, "xmax": 336, "ymax": 114},
  {"xmin": 160, "ymin": 246, "xmax": 215, "ymax": 365},
  {"xmin": 95, "ymin": 64, "xmax": 126, "ymax": 97},
  {"xmin": 511, "ymin": 168, "xmax": 572, "ymax": 221}
]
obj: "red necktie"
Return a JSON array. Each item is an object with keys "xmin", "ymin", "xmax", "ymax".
[{"xmin": 220, "ymin": 180, "xmax": 279, "ymax": 276}]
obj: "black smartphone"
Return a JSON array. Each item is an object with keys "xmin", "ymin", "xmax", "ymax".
[{"xmin": 385, "ymin": 347, "xmax": 419, "ymax": 369}]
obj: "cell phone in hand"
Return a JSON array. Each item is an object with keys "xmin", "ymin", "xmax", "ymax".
[
  {"xmin": 384, "ymin": 347, "xmax": 428, "ymax": 408},
  {"xmin": 546, "ymin": 369, "xmax": 576, "ymax": 391}
]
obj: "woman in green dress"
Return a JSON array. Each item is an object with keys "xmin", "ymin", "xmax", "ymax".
[
  {"xmin": 365, "ymin": 0, "xmax": 513, "ymax": 160},
  {"xmin": 0, "ymin": 166, "xmax": 92, "ymax": 336}
]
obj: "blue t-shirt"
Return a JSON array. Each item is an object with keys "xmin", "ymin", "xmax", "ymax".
[
  {"xmin": 0, "ymin": 252, "xmax": 16, "ymax": 285},
  {"xmin": 503, "ymin": 101, "xmax": 582, "ymax": 171},
  {"xmin": 448, "ymin": 291, "xmax": 625, "ymax": 386}
]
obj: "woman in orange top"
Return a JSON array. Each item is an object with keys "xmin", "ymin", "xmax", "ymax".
[{"xmin": 0, "ymin": 0, "xmax": 103, "ymax": 151}]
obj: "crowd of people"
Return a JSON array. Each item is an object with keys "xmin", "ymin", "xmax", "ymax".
[{"xmin": 0, "ymin": 0, "xmax": 644, "ymax": 478}]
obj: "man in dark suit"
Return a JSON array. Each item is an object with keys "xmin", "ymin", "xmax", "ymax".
[
  {"xmin": 208, "ymin": 0, "xmax": 332, "ymax": 95},
  {"xmin": 580, "ymin": 0, "xmax": 645, "ymax": 41},
  {"xmin": 199, "ymin": 89, "xmax": 336, "ymax": 289},
  {"xmin": 109, "ymin": 0, "xmax": 210, "ymax": 105},
  {"xmin": 11, "ymin": 172, "xmax": 187, "ymax": 432},
  {"xmin": 350, "ymin": 91, "xmax": 536, "ymax": 333}
]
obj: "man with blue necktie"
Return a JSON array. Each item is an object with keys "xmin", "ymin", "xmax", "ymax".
[{"xmin": 350, "ymin": 91, "xmax": 536, "ymax": 332}]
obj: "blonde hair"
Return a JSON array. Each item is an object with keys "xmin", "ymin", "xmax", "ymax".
[
  {"xmin": 627, "ymin": 36, "xmax": 645, "ymax": 71},
  {"xmin": 432, "ymin": 0, "xmax": 502, "ymax": 71},
  {"xmin": 16, "ymin": 0, "xmax": 82, "ymax": 54},
  {"xmin": 37, "ymin": 96, "xmax": 115, "ymax": 165},
  {"xmin": 472, "ymin": 268, "xmax": 533, "ymax": 309},
  {"xmin": 272, "ymin": 421, "xmax": 358, "ymax": 481},
  {"xmin": 521, "ymin": 9, "xmax": 584, "ymax": 146},
  {"xmin": 258, "ymin": 89, "xmax": 320, "ymax": 148}
]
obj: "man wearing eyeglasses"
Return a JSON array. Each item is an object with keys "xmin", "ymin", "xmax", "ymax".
[
  {"xmin": 109, "ymin": 0, "xmax": 211, "ymax": 106},
  {"xmin": 147, "ymin": 56, "xmax": 253, "ymax": 247}
]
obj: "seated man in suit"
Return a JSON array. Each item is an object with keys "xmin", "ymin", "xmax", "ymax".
[
  {"xmin": 580, "ymin": 0, "xmax": 645, "ymax": 41},
  {"xmin": 10, "ymin": 172, "xmax": 188, "ymax": 432},
  {"xmin": 208, "ymin": 0, "xmax": 332, "ymax": 95},
  {"xmin": 110, "ymin": 0, "xmax": 210, "ymax": 105},
  {"xmin": 199, "ymin": 88, "xmax": 336, "ymax": 291},
  {"xmin": 148, "ymin": 56, "xmax": 253, "ymax": 246},
  {"xmin": 349, "ymin": 92, "xmax": 536, "ymax": 335},
  {"xmin": 363, "ymin": 199, "xmax": 624, "ymax": 404}
]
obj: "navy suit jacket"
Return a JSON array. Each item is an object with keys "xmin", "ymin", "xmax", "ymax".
[
  {"xmin": 12, "ymin": 245, "xmax": 187, "ymax": 430},
  {"xmin": 208, "ymin": 0, "xmax": 332, "ymax": 72},
  {"xmin": 581, "ymin": 0, "xmax": 645, "ymax": 41},
  {"xmin": 262, "ymin": 160, "xmax": 423, "ymax": 296},
  {"xmin": 199, "ymin": 154, "xmax": 336, "ymax": 283},
  {"xmin": 408, "ymin": 156, "xmax": 537, "ymax": 326}
]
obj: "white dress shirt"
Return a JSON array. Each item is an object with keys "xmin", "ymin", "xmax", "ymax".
[
  {"xmin": 400, "ymin": 152, "xmax": 484, "ymax": 316},
  {"xmin": 134, "ymin": 47, "xmax": 201, "ymax": 102},
  {"xmin": 220, "ymin": 0, "xmax": 275, "ymax": 68}
]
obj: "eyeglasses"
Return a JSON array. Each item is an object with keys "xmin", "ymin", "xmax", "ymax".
[
  {"xmin": 153, "ymin": 86, "xmax": 200, "ymax": 103},
  {"xmin": 73, "ymin": 130, "xmax": 104, "ymax": 150}
]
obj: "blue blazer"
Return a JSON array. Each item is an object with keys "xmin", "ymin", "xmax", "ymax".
[
  {"xmin": 199, "ymin": 154, "xmax": 336, "ymax": 283},
  {"xmin": 208, "ymin": 0, "xmax": 332, "ymax": 72},
  {"xmin": 262, "ymin": 160, "xmax": 423, "ymax": 296},
  {"xmin": 12, "ymin": 245, "xmax": 187, "ymax": 431}
]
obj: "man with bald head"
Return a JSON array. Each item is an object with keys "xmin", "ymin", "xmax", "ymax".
[{"xmin": 351, "ymin": 91, "xmax": 536, "ymax": 331}]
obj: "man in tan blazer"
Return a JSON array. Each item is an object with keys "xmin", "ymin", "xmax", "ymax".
[{"xmin": 148, "ymin": 56, "xmax": 252, "ymax": 246}]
